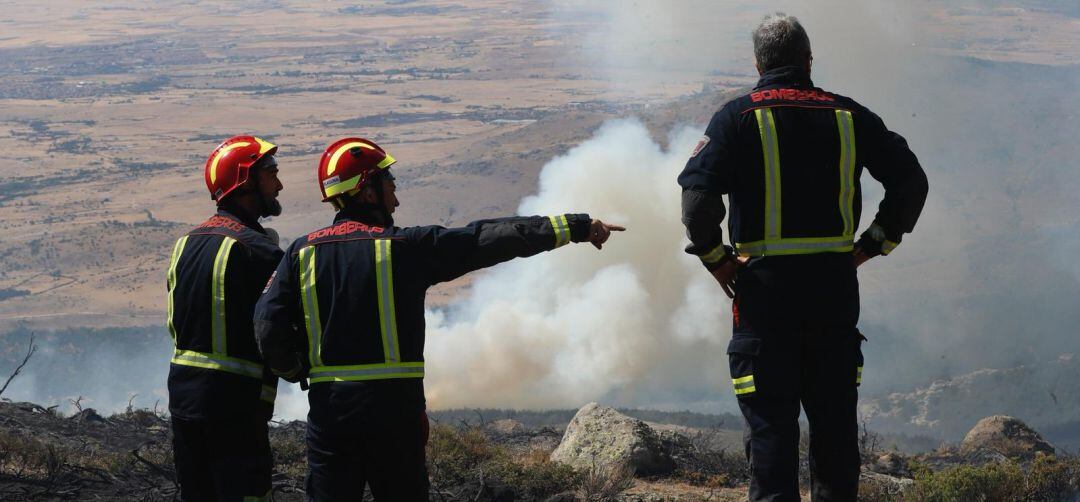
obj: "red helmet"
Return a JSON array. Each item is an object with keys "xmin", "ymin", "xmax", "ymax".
[
  {"xmin": 204, "ymin": 135, "xmax": 277, "ymax": 202},
  {"xmin": 317, "ymin": 137, "xmax": 396, "ymax": 205}
]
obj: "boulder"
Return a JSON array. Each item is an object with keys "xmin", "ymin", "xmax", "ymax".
[
  {"xmin": 960, "ymin": 415, "xmax": 1055, "ymax": 458},
  {"xmin": 868, "ymin": 453, "xmax": 910, "ymax": 477},
  {"xmin": 550, "ymin": 403, "xmax": 673, "ymax": 475},
  {"xmin": 484, "ymin": 418, "xmax": 527, "ymax": 436}
]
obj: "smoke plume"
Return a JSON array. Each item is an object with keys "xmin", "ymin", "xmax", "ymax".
[{"xmin": 424, "ymin": 121, "xmax": 731, "ymax": 410}]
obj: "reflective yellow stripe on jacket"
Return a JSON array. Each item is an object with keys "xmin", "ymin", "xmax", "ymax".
[
  {"xmin": 171, "ymin": 349, "xmax": 263, "ymax": 379},
  {"xmin": 836, "ymin": 110, "xmax": 857, "ymax": 236},
  {"xmin": 305, "ymin": 238, "xmax": 424, "ymax": 383},
  {"xmin": 210, "ymin": 237, "xmax": 237, "ymax": 355},
  {"xmin": 166, "ymin": 236, "xmax": 189, "ymax": 345},
  {"xmin": 375, "ymin": 239, "xmax": 401, "ymax": 363},
  {"xmin": 549, "ymin": 215, "xmax": 571, "ymax": 248},
  {"xmin": 737, "ymin": 108, "xmax": 858, "ymax": 257},
  {"xmin": 299, "ymin": 246, "xmax": 323, "ymax": 367},
  {"xmin": 169, "ymin": 236, "xmax": 269, "ymax": 383}
]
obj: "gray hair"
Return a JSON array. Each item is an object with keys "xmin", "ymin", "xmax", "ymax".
[{"xmin": 752, "ymin": 13, "xmax": 811, "ymax": 71}]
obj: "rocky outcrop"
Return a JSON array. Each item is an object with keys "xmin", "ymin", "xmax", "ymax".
[
  {"xmin": 550, "ymin": 403, "xmax": 673, "ymax": 475},
  {"xmin": 960, "ymin": 415, "xmax": 1055, "ymax": 458},
  {"xmin": 860, "ymin": 354, "xmax": 1079, "ymax": 440}
]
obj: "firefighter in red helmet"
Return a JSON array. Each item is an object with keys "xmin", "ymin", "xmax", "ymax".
[
  {"xmin": 254, "ymin": 137, "xmax": 624, "ymax": 500},
  {"xmin": 166, "ymin": 135, "xmax": 284, "ymax": 501}
]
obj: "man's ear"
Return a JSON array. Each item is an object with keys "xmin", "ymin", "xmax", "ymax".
[{"xmin": 358, "ymin": 185, "xmax": 377, "ymax": 204}]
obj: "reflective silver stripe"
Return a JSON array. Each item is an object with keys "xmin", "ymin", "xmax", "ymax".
[
  {"xmin": 733, "ymin": 380, "xmax": 755, "ymax": 390},
  {"xmin": 736, "ymin": 236, "xmax": 854, "ymax": 257},
  {"xmin": 549, "ymin": 215, "xmax": 571, "ymax": 248},
  {"xmin": 881, "ymin": 240, "xmax": 898, "ymax": 255},
  {"xmin": 755, "ymin": 108, "xmax": 782, "ymax": 241},
  {"xmin": 836, "ymin": 110, "xmax": 856, "ymax": 236},
  {"xmin": 375, "ymin": 239, "xmax": 400, "ymax": 363},
  {"xmin": 732, "ymin": 374, "xmax": 756, "ymax": 395},
  {"xmin": 171, "ymin": 349, "xmax": 263, "ymax": 379},
  {"xmin": 299, "ymin": 246, "xmax": 322, "ymax": 367},
  {"xmin": 260, "ymin": 385, "xmax": 276, "ymax": 403},
  {"xmin": 699, "ymin": 243, "xmax": 728, "ymax": 264},
  {"xmin": 309, "ymin": 363, "xmax": 424, "ymax": 383},
  {"xmin": 166, "ymin": 236, "xmax": 189, "ymax": 346},
  {"xmin": 210, "ymin": 237, "xmax": 237, "ymax": 355}
]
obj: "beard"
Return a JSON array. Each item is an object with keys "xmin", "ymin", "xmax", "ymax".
[{"xmin": 261, "ymin": 195, "xmax": 282, "ymax": 217}]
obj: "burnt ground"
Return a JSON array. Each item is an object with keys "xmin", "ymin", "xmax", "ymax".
[
  {"xmin": 0, "ymin": 400, "xmax": 309, "ymax": 501},
  {"xmin": 0, "ymin": 399, "xmax": 746, "ymax": 501}
]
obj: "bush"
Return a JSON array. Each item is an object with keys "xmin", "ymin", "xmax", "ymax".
[
  {"xmin": 907, "ymin": 462, "xmax": 1026, "ymax": 501},
  {"xmin": 1026, "ymin": 455, "xmax": 1080, "ymax": 501},
  {"xmin": 577, "ymin": 462, "xmax": 634, "ymax": 501},
  {"xmin": 671, "ymin": 428, "xmax": 749, "ymax": 488},
  {"xmin": 900, "ymin": 456, "xmax": 1080, "ymax": 502},
  {"xmin": 427, "ymin": 424, "xmax": 580, "ymax": 499}
]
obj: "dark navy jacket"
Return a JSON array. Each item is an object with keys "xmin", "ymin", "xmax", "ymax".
[
  {"xmin": 253, "ymin": 209, "xmax": 590, "ymax": 425},
  {"xmin": 166, "ymin": 207, "xmax": 282, "ymax": 421},
  {"xmin": 679, "ymin": 66, "xmax": 928, "ymax": 266}
]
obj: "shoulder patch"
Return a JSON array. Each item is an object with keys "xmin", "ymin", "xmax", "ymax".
[
  {"xmin": 690, "ymin": 136, "xmax": 711, "ymax": 158},
  {"xmin": 262, "ymin": 270, "xmax": 277, "ymax": 295}
]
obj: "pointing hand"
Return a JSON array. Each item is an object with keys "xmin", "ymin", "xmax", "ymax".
[{"xmin": 588, "ymin": 219, "xmax": 626, "ymax": 250}]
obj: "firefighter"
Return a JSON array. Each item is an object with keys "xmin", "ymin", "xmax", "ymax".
[
  {"xmin": 678, "ymin": 14, "xmax": 928, "ymax": 501},
  {"xmin": 253, "ymin": 137, "xmax": 624, "ymax": 500},
  {"xmin": 166, "ymin": 135, "xmax": 285, "ymax": 501}
]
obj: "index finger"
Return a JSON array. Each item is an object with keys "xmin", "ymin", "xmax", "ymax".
[{"xmin": 606, "ymin": 224, "xmax": 627, "ymax": 232}]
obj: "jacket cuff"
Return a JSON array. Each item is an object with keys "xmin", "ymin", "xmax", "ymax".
[
  {"xmin": 857, "ymin": 222, "xmax": 901, "ymax": 257},
  {"xmin": 697, "ymin": 243, "xmax": 734, "ymax": 271},
  {"xmin": 565, "ymin": 214, "xmax": 592, "ymax": 244}
]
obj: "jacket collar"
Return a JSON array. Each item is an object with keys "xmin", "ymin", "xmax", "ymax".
[
  {"xmin": 216, "ymin": 205, "xmax": 266, "ymax": 234},
  {"xmin": 754, "ymin": 66, "xmax": 814, "ymax": 90},
  {"xmin": 333, "ymin": 204, "xmax": 386, "ymax": 227}
]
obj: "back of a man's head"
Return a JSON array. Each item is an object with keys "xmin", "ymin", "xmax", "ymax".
[{"xmin": 753, "ymin": 13, "xmax": 812, "ymax": 71}]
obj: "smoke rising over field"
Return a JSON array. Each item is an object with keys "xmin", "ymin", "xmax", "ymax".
[{"xmin": 425, "ymin": 121, "xmax": 730, "ymax": 410}]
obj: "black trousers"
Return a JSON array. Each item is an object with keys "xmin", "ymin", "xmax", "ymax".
[
  {"xmin": 172, "ymin": 414, "xmax": 273, "ymax": 502},
  {"xmin": 305, "ymin": 383, "xmax": 430, "ymax": 501},
  {"xmin": 728, "ymin": 253, "xmax": 863, "ymax": 502}
]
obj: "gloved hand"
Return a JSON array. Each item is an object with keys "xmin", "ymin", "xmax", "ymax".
[{"xmin": 273, "ymin": 354, "xmax": 310, "ymax": 384}]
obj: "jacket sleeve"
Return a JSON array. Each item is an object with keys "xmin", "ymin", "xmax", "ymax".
[
  {"xmin": 677, "ymin": 104, "xmax": 738, "ymax": 268},
  {"xmin": 856, "ymin": 107, "xmax": 930, "ymax": 256},
  {"xmin": 407, "ymin": 213, "xmax": 592, "ymax": 286},
  {"xmin": 253, "ymin": 244, "xmax": 308, "ymax": 379}
]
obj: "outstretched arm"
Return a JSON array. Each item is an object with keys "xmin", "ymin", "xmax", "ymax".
[{"xmin": 410, "ymin": 214, "xmax": 625, "ymax": 285}]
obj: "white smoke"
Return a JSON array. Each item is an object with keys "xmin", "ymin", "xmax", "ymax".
[{"xmin": 422, "ymin": 120, "xmax": 732, "ymax": 411}]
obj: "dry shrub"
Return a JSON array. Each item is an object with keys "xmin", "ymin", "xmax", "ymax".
[
  {"xmin": 426, "ymin": 423, "xmax": 579, "ymax": 499},
  {"xmin": 671, "ymin": 428, "xmax": 749, "ymax": 488},
  {"xmin": 0, "ymin": 431, "xmax": 71, "ymax": 480},
  {"xmin": 1025, "ymin": 455, "xmax": 1080, "ymax": 501},
  {"xmin": 577, "ymin": 462, "xmax": 634, "ymax": 501},
  {"xmin": 907, "ymin": 461, "xmax": 1026, "ymax": 501}
]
